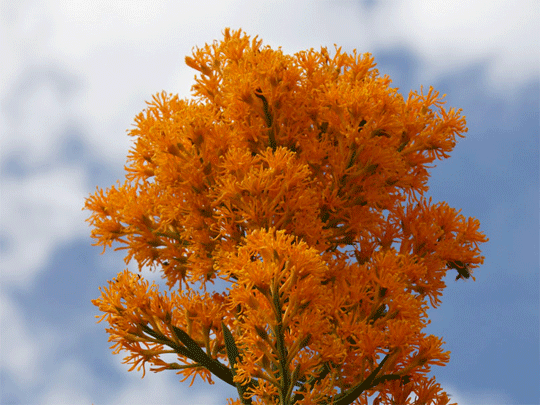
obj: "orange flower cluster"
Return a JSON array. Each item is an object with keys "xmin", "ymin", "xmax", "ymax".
[{"xmin": 86, "ymin": 28, "xmax": 488, "ymax": 405}]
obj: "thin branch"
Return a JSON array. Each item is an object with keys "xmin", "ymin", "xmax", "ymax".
[{"xmin": 322, "ymin": 352, "xmax": 392, "ymax": 405}]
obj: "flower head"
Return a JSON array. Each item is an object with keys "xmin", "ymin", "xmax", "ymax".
[{"xmin": 85, "ymin": 28, "xmax": 487, "ymax": 404}]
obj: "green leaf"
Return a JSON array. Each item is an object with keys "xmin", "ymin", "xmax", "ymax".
[
  {"xmin": 170, "ymin": 324, "xmax": 235, "ymax": 387},
  {"xmin": 222, "ymin": 322, "xmax": 252, "ymax": 405}
]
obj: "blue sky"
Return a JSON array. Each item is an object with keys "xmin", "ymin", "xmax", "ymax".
[{"xmin": 1, "ymin": 1, "xmax": 538, "ymax": 404}]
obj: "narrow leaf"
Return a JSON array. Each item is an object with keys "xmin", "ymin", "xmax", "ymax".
[{"xmin": 222, "ymin": 322, "xmax": 252, "ymax": 405}]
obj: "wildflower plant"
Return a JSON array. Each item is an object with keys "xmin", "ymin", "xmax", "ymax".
[{"xmin": 85, "ymin": 28, "xmax": 488, "ymax": 405}]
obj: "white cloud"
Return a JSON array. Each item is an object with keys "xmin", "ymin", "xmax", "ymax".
[
  {"xmin": 0, "ymin": 294, "xmax": 49, "ymax": 388},
  {"xmin": 40, "ymin": 358, "xmax": 94, "ymax": 405},
  {"xmin": 367, "ymin": 0, "xmax": 538, "ymax": 91},
  {"xmin": 0, "ymin": 167, "xmax": 89, "ymax": 287},
  {"xmin": 442, "ymin": 382, "xmax": 514, "ymax": 405}
]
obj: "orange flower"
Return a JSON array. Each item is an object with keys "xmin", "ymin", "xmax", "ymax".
[{"xmin": 85, "ymin": 28, "xmax": 487, "ymax": 404}]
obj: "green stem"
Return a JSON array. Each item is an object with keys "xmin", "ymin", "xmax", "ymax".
[
  {"xmin": 271, "ymin": 281, "xmax": 291, "ymax": 405},
  {"xmin": 222, "ymin": 322, "xmax": 253, "ymax": 405},
  {"xmin": 322, "ymin": 352, "xmax": 392, "ymax": 405},
  {"xmin": 140, "ymin": 323, "xmax": 236, "ymax": 387}
]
